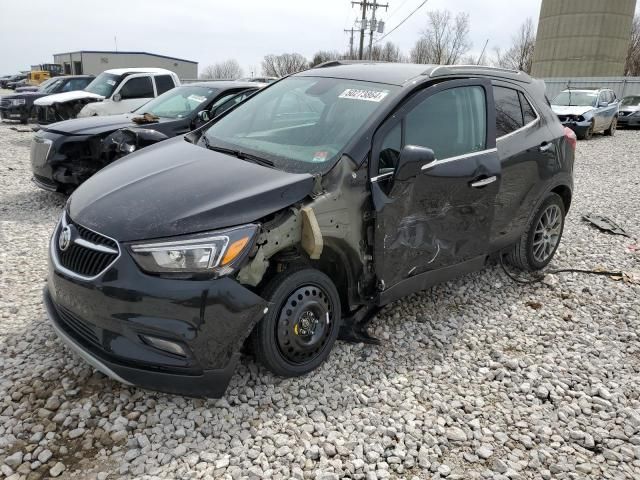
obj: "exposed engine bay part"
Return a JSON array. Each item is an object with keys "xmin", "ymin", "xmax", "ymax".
[
  {"xmin": 36, "ymin": 97, "xmax": 102, "ymax": 124},
  {"xmin": 101, "ymin": 128, "xmax": 169, "ymax": 164},
  {"xmin": 301, "ymin": 207, "xmax": 323, "ymax": 259}
]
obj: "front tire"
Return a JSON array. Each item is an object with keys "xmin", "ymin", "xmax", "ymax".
[
  {"xmin": 507, "ymin": 193, "xmax": 565, "ymax": 271},
  {"xmin": 577, "ymin": 121, "xmax": 594, "ymax": 140},
  {"xmin": 251, "ymin": 267, "xmax": 342, "ymax": 377},
  {"xmin": 604, "ymin": 116, "xmax": 617, "ymax": 136}
]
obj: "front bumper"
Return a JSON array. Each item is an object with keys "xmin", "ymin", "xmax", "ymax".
[
  {"xmin": 0, "ymin": 105, "xmax": 27, "ymax": 120},
  {"xmin": 559, "ymin": 120, "xmax": 591, "ymax": 137},
  {"xmin": 45, "ymin": 217, "xmax": 268, "ymax": 397},
  {"xmin": 617, "ymin": 113, "xmax": 640, "ymax": 126}
]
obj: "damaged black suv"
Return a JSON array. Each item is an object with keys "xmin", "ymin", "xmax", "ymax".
[{"xmin": 44, "ymin": 63, "xmax": 575, "ymax": 397}]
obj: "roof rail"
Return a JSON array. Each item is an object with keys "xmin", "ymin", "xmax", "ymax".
[
  {"xmin": 313, "ymin": 60, "xmax": 385, "ymax": 69},
  {"xmin": 428, "ymin": 64, "xmax": 531, "ymax": 83}
]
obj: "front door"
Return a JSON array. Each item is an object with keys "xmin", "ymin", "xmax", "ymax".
[{"xmin": 370, "ymin": 78, "xmax": 500, "ymax": 292}]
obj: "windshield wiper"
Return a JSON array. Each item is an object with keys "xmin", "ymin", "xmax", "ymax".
[{"xmin": 203, "ymin": 140, "xmax": 274, "ymax": 167}]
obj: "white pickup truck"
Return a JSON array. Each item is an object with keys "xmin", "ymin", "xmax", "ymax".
[{"xmin": 34, "ymin": 68, "xmax": 180, "ymax": 124}]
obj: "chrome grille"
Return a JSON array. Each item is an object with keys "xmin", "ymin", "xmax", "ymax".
[
  {"xmin": 30, "ymin": 136, "xmax": 53, "ymax": 167},
  {"xmin": 54, "ymin": 214, "xmax": 120, "ymax": 279},
  {"xmin": 0, "ymin": 99, "xmax": 11, "ymax": 108}
]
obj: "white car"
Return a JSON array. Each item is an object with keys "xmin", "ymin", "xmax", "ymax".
[{"xmin": 33, "ymin": 68, "xmax": 180, "ymax": 124}]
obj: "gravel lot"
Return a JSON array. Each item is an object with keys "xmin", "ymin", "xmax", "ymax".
[{"xmin": 0, "ymin": 114, "xmax": 639, "ymax": 480}]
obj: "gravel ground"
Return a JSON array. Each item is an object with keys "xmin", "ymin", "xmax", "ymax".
[{"xmin": 0, "ymin": 118, "xmax": 639, "ymax": 480}]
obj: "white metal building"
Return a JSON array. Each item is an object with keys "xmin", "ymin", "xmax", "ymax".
[{"xmin": 52, "ymin": 50, "xmax": 198, "ymax": 80}]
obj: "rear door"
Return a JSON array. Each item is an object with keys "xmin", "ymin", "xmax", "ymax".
[{"xmin": 370, "ymin": 78, "xmax": 500, "ymax": 291}]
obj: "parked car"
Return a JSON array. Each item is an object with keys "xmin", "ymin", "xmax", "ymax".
[
  {"xmin": 15, "ymin": 77, "xmax": 58, "ymax": 93},
  {"xmin": 43, "ymin": 63, "xmax": 575, "ymax": 397},
  {"xmin": 0, "ymin": 76, "xmax": 94, "ymax": 124},
  {"xmin": 7, "ymin": 78, "xmax": 29, "ymax": 90},
  {"xmin": 33, "ymin": 68, "xmax": 180, "ymax": 125},
  {"xmin": 2, "ymin": 74, "xmax": 27, "ymax": 89},
  {"xmin": 617, "ymin": 95, "xmax": 640, "ymax": 128},
  {"xmin": 30, "ymin": 81, "xmax": 263, "ymax": 191},
  {"xmin": 551, "ymin": 88, "xmax": 618, "ymax": 139}
]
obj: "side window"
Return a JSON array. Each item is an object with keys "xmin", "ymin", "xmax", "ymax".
[
  {"xmin": 493, "ymin": 86, "xmax": 524, "ymax": 137},
  {"xmin": 519, "ymin": 92, "xmax": 538, "ymax": 125},
  {"xmin": 404, "ymin": 85, "xmax": 486, "ymax": 160},
  {"xmin": 378, "ymin": 123, "xmax": 402, "ymax": 174},
  {"xmin": 210, "ymin": 90, "xmax": 255, "ymax": 117},
  {"xmin": 62, "ymin": 78, "xmax": 91, "ymax": 92},
  {"xmin": 119, "ymin": 76, "xmax": 154, "ymax": 99},
  {"xmin": 155, "ymin": 75, "xmax": 175, "ymax": 95}
]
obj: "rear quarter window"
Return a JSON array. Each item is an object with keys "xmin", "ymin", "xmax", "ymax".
[
  {"xmin": 519, "ymin": 92, "xmax": 538, "ymax": 125},
  {"xmin": 493, "ymin": 86, "xmax": 524, "ymax": 137}
]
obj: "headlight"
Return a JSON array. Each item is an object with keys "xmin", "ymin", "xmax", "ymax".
[
  {"xmin": 129, "ymin": 224, "xmax": 258, "ymax": 276},
  {"xmin": 11, "ymin": 99, "xmax": 26, "ymax": 106},
  {"xmin": 119, "ymin": 142, "xmax": 136, "ymax": 153},
  {"xmin": 575, "ymin": 115, "xmax": 585, "ymax": 122}
]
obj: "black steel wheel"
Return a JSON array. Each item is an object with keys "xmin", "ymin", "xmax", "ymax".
[
  {"xmin": 251, "ymin": 267, "xmax": 342, "ymax": 377},
  {"xmin": 507, "ymin": 193, "xmax": 566, "ymax": 271}
]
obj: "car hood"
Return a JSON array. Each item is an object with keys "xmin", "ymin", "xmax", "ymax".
[
  {"xmin": 1, "ymin": 92, "xmax": 46, "ymax": 100},
  {"xmin": 34, "ymin": 91, "xmax": 104, "ymax": 106},
  {"xmin": 68, "ymin": 137, "xmax": 315, "ymax": 242},
  {"xmin": 42, "ymin": 113, "xmax": 152, "ymax": 136},
  {"xmin": 551, "ymin": 105, "xmax": 594, "ymax": 116}
]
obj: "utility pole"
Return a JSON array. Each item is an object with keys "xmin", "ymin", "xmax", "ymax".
[
  {"xmin": 368, "ymin": 1, "xmax": 388, "ymax": 60},
  {"xmin": 352, "ymin": 1, "xmax": 368, "ymax": 60},
  {"xmin": 344, "ymin": 28, "xmax": 356, "ymax": 59}
]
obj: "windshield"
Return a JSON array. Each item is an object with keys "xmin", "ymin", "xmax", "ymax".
[
  {"xmin": 620, "ymin": 96, "xmax": 640, "ymax": 107},
  {"xmin": 135, "ymin": 85, "xmax": 217, "ymax": 118},
  {"xmin": 40, "ymin": 79, "xmax": 64, "ymax": 93},
  {"xmin": 203, "ymin": 76, "xmax": 398, "ymax": 173},
  {"xmin": 84, "ymin": 73, "xmax": 121, "ymax": 97},
  {"xmin": 552, "ymin": 91, "xmax": 598, "ymax": 107}
]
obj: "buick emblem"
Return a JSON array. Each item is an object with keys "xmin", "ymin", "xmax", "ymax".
[{"xmin": 59, "ymin": 226, "xmax": 72, "ymax": 251}]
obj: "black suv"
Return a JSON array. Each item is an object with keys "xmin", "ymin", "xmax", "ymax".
[
  {"xmin": 44, "ymin": 63, "xmax": 575, "ymax": 397},
  {"xmin": 0, "ymin": 75, "xmax": 93, "ymax": 123}
]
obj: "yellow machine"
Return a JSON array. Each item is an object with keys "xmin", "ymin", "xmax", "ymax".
[{"xmin": 27, "ymin": 70, "xmax": 51, "ymax": 86}]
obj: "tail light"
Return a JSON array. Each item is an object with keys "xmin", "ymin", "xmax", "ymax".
[{"xmin": 564, "ymin": 127, "xmax": 577, "ymax": 150}]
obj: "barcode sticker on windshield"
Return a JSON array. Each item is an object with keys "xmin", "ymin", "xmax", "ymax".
[
  {"xmin": 106, "ymin": 80, "xmax": 116, "ymax": 86},
  {"xmin": 339, "ymin": 89, "xmax": 389, "ymax": 102}
]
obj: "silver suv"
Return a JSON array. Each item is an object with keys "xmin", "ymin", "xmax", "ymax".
[{"xmin": 551, "ymin": 88, "xmax": 619, "ymax": 139}]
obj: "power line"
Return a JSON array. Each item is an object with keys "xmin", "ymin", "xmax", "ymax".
[
  {"xmin": 386, "ymin": 0, "xmax": 412, "ymax": 20},
  {"xmin": 373, "ymin": 0, "xmax": 429, "ymax": 45}
]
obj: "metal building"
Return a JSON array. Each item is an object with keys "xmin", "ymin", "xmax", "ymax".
[
  {"xmin": 531, "ymin": 0, "xmax": 637, "ymax": 78},
  {"xmin": 52, "ymin": 50, "xmax": 198, "ymax": 80}
]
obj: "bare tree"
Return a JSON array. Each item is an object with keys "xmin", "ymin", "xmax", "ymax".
[
  {"xmin": 493, "ymin": 18, "xmax": 536, "ymax": 73},
  {"xmin": 310, "ymin": 50, "xmax": 342, "ymax": 68},
  {"xmin": 262, "ymin": 53, "xmax": 308, "ymax": 77},
  {"xmin": 410, "ymin": 10, "xmax": 471, "ymax": 65},
  {"xmin": 625, "ymin": 14, "xmax": 640, "ymax": 76},
  {"xmin": 367, "ymin": 42, "xmax": 404, "ymax": 62},
  {"xmin": 200, "ymin": 59, "xmax": 244, "ymax": 80}
]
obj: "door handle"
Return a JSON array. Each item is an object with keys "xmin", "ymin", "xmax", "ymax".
[
  {"xmin": 539, "ymin": 142, "xmax": 552, "ymax": 152},
  {"xmin": 470, "ymin": 175, "xmax": 497, "ymax": 188}
]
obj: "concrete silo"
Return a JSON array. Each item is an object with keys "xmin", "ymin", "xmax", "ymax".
[{"xmin": 531, "ymin": 0, "xmax": 637, "ymax": 77}]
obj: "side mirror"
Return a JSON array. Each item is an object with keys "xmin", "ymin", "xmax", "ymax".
[
  {"xmin": 395, "ymin": 145, "xmax": 436, "ymax": 182},
  {"xmin": 197, "ymin": 110, "xmax": 210, "ymax": 123},
  {"xmin": 598, "ymin": 101, "xmax": 609, "ymax": 108},
  {"xmin": 112, "ymin": 93, "xmax": 122, "ymax": 102}
]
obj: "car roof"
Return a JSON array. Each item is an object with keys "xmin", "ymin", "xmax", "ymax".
[
  {"xmin": 182, "ymin": 81, "xmax": 265, "ymax": 89},
  {"xmin": 297, "ymin": 61, "xmax": 533, "ymax": 86},
  {"xmin": 103, "ymin": 67, "xmax": 176, "ymax": 76}
]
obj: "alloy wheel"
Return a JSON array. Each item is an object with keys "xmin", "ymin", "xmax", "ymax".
[
  {"xmin": 532, "ymin": 204, "xmax": 562, "ymax": 264},
  {"xmin": 275, "ymin": 284, "xmax": 334, "ymax": 365}
]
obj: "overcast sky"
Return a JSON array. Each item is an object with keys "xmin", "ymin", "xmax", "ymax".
[{"xmin": 0, "ymin": 0, "xmax": 544, "ymax": 76}]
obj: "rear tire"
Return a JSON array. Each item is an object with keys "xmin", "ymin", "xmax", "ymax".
[
  {"xmin": 507, "ymin": 193, "xmax": 565, "ymax": 271},
  {"xmin": 251, "ymin": 267, "xmax": 342, "ymax": 377},
  {"xmin": 604, "ymin": 116, "xmax": 617, "ymax": 136}
]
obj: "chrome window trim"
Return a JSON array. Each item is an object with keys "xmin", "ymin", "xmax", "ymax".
[
  {"xmin": 496, "ymin": 90, "xmax": 540, "ymax": 142},
  {"xmin": 51, "ymin": 213, "xmax": 121, "ymax": 281},
  {"xmin": 370, "ymin": 171, "xmax": 394, "ymax": 183},
  {"xmin": 421, "ymin": 148, "xmax": 498, "ymax": 170}
]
